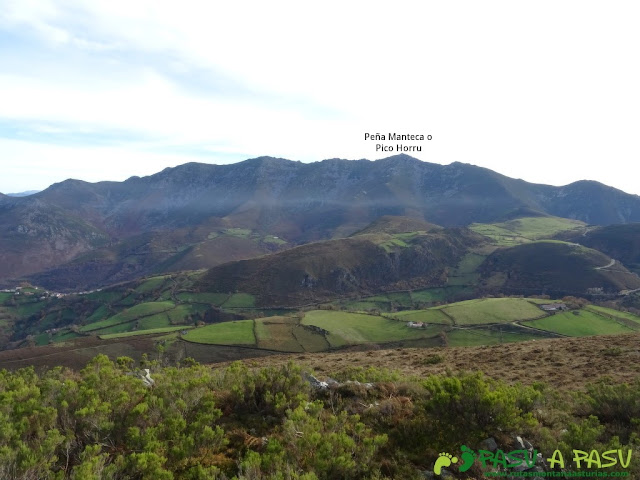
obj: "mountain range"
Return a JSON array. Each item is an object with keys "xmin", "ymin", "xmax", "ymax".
[{"xmin": 2, "ymin": 154, "xmax": 640, "ymax": 290}]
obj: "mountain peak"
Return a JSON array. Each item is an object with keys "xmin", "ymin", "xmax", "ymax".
[{"xmin": 377, "ymin": 154, "xmax": 423, "ymax": 163}]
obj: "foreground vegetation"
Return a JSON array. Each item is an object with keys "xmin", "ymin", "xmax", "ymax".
[{"xmin": 0, "ymin": 354, "xmax": 638, "ymax": 479}]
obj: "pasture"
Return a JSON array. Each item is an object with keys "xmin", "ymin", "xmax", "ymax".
[
  {"xmin": 182, "ymin": 320, "xmax": 256, "ymax": 345},
  {"xmin": 524, "ymin": 309, "xmax": 637, "ymax": 337},
  {"xmin": 301, "ymin": 310, "xmax": 438, "ymax": 348},
  {"xmin": 440, "ymin": 297, "xmax": 545, "ymax": 325}
]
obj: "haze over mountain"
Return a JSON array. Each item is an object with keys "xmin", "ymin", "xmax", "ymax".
[
  {"xmin": 2, "ymin": 154, "xmax": 640, "ymax": 289},
  {"xmin": 4, "ymin": 191, "xmax": 41, "ymax": 197}
]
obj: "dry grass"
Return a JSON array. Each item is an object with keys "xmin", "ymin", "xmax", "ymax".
[
  {"xmin": 3, "ymin": 330, "xmax": 639, "ymax": 392},
  {"xmin": 215, "ymin": 332, "xmax": 640, "ymax": 391}
]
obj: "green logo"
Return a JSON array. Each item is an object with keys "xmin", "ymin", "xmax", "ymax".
[
  {"xmin": 434, "ymin": 445, "xmax": 633, "ymax": 476},
  {"xmin": 433, "ymin": 452, "xmax": 458, "ymax": 475},
  {"xmin": 433, "ymin": 445, "xmax": 524, "ymax": 475}
]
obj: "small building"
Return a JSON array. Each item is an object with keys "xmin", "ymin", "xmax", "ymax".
[
  {"xmin": 540, "ymin": 303, "xmax": 567, "ymax": 312},
  {"xmin": 407, "ymin": 321, "xmax": 425, "ymax": 328}
]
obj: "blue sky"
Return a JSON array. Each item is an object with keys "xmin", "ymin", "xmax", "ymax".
[{"xmin": 1, "ymin": 1, "xmax": 639, "ymax": 194}]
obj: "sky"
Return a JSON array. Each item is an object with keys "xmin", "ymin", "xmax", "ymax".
[{"xmin": 1, "ymin": 1, "xmax": 639, "ymax": 195}]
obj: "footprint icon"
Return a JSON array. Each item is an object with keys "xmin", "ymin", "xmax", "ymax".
[
  {"xmin": 434, "ymin": 452, "xmax": 458, "ymax": 475},
  {"xmin": 459, "ymin": 445, "xmax": 476, "ymax": 473}
]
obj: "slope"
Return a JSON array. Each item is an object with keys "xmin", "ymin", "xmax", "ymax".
[
  {"xmin": 479, "ymin": 241, "xmax": 640, "ymax": 295},
  {"xmin": 197, "ymin": 227, "xmax": 485, "ymax": 306}
]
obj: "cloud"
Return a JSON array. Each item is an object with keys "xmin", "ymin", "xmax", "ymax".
[{"xmin": 0, "ymin": 1, "xmax": 639, "ymax": 195}]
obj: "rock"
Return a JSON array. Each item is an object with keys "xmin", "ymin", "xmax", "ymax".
[
  {"xmin": 438, "ymin": 468, "xmax": 455, "ymax": 479},
  {"xmin": 479, "ymin": 437, "xmax": 498, "ymax": 452},
  {"xmin": 304, "ymin": 373, "xmax": 328, "ymax": 389},
  {"xmin": 514, "ymin": 436, "xmax": 526, "ymax": 450},
  {"xmin": 525, "ymin": 465, "xmax": 545, "ymax": 473},
  {"xmin": 535, "ymin": 453, "xmax": 550, "ymax": 470}
]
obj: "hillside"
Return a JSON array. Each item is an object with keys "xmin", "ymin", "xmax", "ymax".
[
  {"xmin": 479, "ymin": 241, "xmax": 640, "ymax": 295},
  {"xmin": 470, "ymin": 215, "xmax": 587, "ymax": 246},
  {"xmin": 3, "ymin": 155, "xmax": 640, "ymax": 289},
  {"xmin": 568, "ymin": 223, "xmax": 640, "ymax": 274},
  {"xmin": 196, "ymin": 227, "xmax": 484, "ymax": 306},
  {"xmin": 350, "ymin": 215, "xmax": 442, "ymax": 235},
  {"xmin": 25, "ymin": 225, "xmax": 288, "ymax": 291},
  {"xmin": 0, "ymin": 197, "xmax": 110, "ymax": 279}
]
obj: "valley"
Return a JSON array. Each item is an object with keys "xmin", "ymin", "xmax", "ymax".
[
  {"xmin": 2, "ymin": 158, "xmax": 640, "ymax": 373},
  {"xmin": 4, "ymin": 155, "xmax": 640, "ymax": 293}
]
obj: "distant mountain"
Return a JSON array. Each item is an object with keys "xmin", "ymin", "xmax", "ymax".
[
  {"xmin": 5, "ymin": 190, "xmax": 41, "ymax": 197},
  {"xmin": 2, "ymin": 155, "xmax": 640, "ymax": 289}
]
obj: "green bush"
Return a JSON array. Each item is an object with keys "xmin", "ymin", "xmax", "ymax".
[
  {"xmin": 418, "ymin": 372, "xmax": 541, "ymax": 449},
  {"xmin": 2, "ymin": 354, "xmax": 640, "ymax": 479}
]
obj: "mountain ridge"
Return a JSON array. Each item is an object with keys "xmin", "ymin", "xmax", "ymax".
[{"xmin": 3, "ymin": 155, "xmax": 640, "ymax": 289}]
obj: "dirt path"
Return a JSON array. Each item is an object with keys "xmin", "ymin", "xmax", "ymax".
[{"xmin": 595, "ymin": 259, "xmax": 616, "ymax": 270}]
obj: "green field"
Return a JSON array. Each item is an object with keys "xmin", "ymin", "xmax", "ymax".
[
  {"xmin": 524, "ymin": 309, "xmax": 636, "ymax": 336},
  {"xmin": 584, "ymin": 305, "xmax": 640, "ymax": 328},
  {"xmin": 439, "ymin": 298, "xmax": 544, "ymax": 325},
  {"xmin": 50, "ymin": 330, "xmax": 80, "ymax": 343},
  {"xmin": 222, "ymin": 293, "xmax": 256, "ymax": 308},
  {"xmin": 469, "ymin": 224, "xmax": 529, "ymax": 246},
  {"xmin": 0, "ymin": 292, "xmax": 13, "ymax": 303},
  {"xmin": 447, "ymin": 327, "xmax": 540, "ymax": 346},
  {"xmin": 17, "ymin": 301, "xmax": 47, "ymax": 318},
  {"xmin": 470, "ymin": 216, "xmax": 586, "ymax": 246},
  {"xmin": 379, "ymin": 237, "xmax": 409, "ymax": 252},
  {"xmin": 338, "ymin": 286, "xmax": 476, "ymax": 312},
  {"xmin": 291, "ymin": 325, "xmax": 331, "ymax": 352},
  {"xmin": 116, "ymin": 294, "xmax": 139, "ymax": 306},
  {"xmin": 182, "ymin": 320, "xmax": 256, "ymax": 345},
  {"xmin": 263, "ymin": 235, "xmax": 287, "ymax": 245},
  {"xmin": 135, "ymin": 276, "xmax": 168, "ymax": 293},
  {"xmin": 166, "ymin": 304, "xmax": 208, "ymax": 323},
  {"xmin": 176, "ymin": 292, "xmax": 230, "ymax": 305},
  {"xmin": 390, "ymin": 309, "xmax": 451, "ymax": 324},
  {"xmin": 85, "ymin": 291, "xmax": 125, "ymax": 303},
  {"xmin": 137, "ymin": 314, "xmax": 172, "ymax": 330},
  {"xmin": 302, "ymin": 310, "xmax": 438, "ymax": 348},
  {"xmin": 34, "ymin": 332, "xmax": 50, "ymax": 346},
  {"xmin": 253, "ymin": 316, "xmax": 332, "ymax": 352},
  {"xmin": 447, "ymin": 253, "xmax": 486, "ymax": 286},
  {"xmin": 90, "ymin": 321, "xmax": 137, "ymax": 335},
  {"xmin": 410, "ymin": 286, "xmax": 474, "ymax": 304},
  {"xmin": 80, "ymin": 301, "xmax": 175, "ymax": 332},
  {"xmin": 387, "ymin": 292, "xmax": 413, "ymax": 307},
  {"xmin": 340, "ymin": 300, "xmax": 389, "ymax": 312},
  {"xmin": 99, "ymin": 326, "xmax": 192, "ymax": 339},
  {"xmin": 223, "ymin": 228, "xmax": 252, "ymax": 238},
  {"xmin": 255, "ymin": 317, "xmax": 304, "ymax": 352},
  {"xmin": 85, "ymin": 305, "xmax": 111, "ymax": 323}
]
